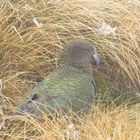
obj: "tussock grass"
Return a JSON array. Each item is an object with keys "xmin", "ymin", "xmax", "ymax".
[
  {"xmin": 1, "ymin": 106, "xmax": 140, "ymax": 140},
  {"xmin": 0, "ymin": 0, "xmax": 140, "ymax": 139}
]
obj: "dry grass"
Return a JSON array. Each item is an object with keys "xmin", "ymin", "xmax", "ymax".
[
  {"xmin": 1, "ymin": 106, "xmax": 140, "ymax": 140},
  {"xmin": 0, "ymin": 0, "xmax": 140, "ymax": 139}
]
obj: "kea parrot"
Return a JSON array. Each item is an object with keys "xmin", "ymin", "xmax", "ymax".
[{"xmin": 14, "ymin": 39, "xmax": 100, "ymax": 116}]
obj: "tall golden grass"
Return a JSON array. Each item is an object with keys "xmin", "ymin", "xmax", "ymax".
[{"xmin": 0, "ymin": 0, "xmax": 140, "ymax": 139}]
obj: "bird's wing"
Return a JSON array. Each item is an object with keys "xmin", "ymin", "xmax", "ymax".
[
  {"xmin": 14, "ymin": 87, "xmax": 58, "ymax": 116},
  {"xmin": 14, "ymin": 67, "xmax": 96, "ymax": 116}
]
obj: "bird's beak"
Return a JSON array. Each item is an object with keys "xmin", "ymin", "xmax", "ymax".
[{"xmin": 91, "ymin": 48, "xmax": 100, "ymax": 69}]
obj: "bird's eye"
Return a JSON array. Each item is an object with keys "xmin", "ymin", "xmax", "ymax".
[{"xmin": 83, "ymin": 48, "xmax": 91, "ymax": 53}]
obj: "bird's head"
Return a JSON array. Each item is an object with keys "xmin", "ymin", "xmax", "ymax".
[{"xmin": 60, "ymin": 39, "xmax": 100, "ymax": 71}]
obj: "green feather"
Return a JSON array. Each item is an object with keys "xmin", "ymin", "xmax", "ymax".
[{"xmin": 15, "ymin": 39, "xmax": 98, "ymax": 116}]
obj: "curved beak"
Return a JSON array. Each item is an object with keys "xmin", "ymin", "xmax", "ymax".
[{"xmin": 91, "ymin": 48, "xmax": 100, "ymax": 69}]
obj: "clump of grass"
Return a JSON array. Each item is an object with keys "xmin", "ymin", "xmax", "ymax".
[
  {"xmin": 0, "ymin": 106, "xmax": 140, "ymax": 140},
  {"xmin": 0, "ymin": 0, "xmax": 140, "ymax": 139}
]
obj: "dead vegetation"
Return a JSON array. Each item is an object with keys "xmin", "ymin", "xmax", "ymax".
[{"xmin": 0, "ymin": 0, "xmax": 140, "ymax": 139}]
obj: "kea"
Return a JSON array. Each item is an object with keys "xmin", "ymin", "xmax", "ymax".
[{"xmin": 14, "ymin": 39, "xmax": 100, "ymax": 117}]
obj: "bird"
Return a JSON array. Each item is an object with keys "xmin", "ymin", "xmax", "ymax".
[{"xmin": 14, "ymin": 39, "xmax": 100, "ymax": 117}]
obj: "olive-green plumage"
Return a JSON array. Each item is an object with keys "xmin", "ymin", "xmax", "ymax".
[{"xmin": 15, "ymin": 39, "xmax": 99, "ymax": 116}]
